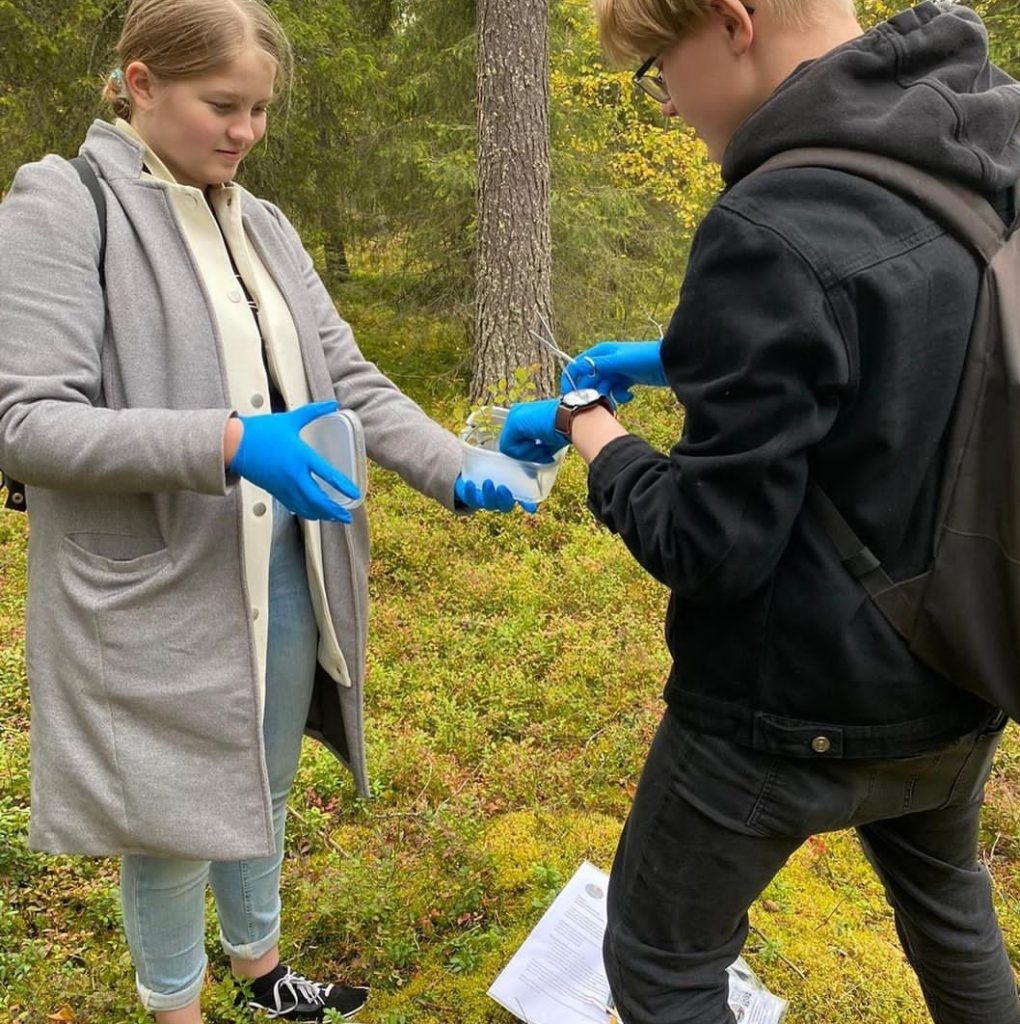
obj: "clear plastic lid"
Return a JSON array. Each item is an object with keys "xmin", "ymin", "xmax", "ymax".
[{"xmin": 299, "ymin": 408, "xmax": 367, "ymax": 509}]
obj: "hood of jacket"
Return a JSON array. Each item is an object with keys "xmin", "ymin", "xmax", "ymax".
[{"xmin": 722, "ymin": 1, "xmax": 1020, "ymax": 192}]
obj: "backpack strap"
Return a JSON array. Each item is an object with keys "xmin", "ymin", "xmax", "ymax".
[
  {"xmin": 804, "ymin": 485, "xmax": 914, "ymax": 637},
  {"xmin": 752, "ymin": 147, "xmax": 1006, "ymax": 638},
  {"xmin": 70, "ymin": 155, "xmax": 107, "ymax": 288},
  {"xmin": 756, "ymin": 147, "xmax": 1007, "ymax": 264},
  {"xmin": 1, "ymin": 470, "xmax": 26, "ymax": 512}
]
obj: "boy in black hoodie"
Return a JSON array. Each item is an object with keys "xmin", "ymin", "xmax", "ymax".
[{"xmin": 502, "ymin": 1, "xmax": 1020, "ymax": 1021}]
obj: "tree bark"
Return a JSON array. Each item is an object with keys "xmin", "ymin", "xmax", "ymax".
[
  {"xmin": 472, "ymin": 0, "xmax": 555, "ymax": 403},
  {"xmin": 323, "ymin": 233, "xmax": 352, "ymax": 284}
]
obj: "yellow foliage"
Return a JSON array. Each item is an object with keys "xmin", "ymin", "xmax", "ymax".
[{"xmin": 552, "ymin": 0, "xmax": 722, "ymax": 232}]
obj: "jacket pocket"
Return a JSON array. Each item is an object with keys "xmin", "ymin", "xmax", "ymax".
[{"xmin": 63, "ymin": 533, "xmax": 170, "ymax": 579}]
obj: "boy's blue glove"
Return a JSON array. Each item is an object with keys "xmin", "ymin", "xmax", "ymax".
[
  {"xmin": 561, "ymin": 340, "xmax": 666, "ymax": 403},
  {"xmin": 454, "ymin": 476, "xmax": 538, "ymax": 514},
  {"xmin": 498, "ymin": 398, "xmax": 567, "ymax": 464},
  {"xmin": 229, "ymin": 400, "xmax": 361, "ymax": 522}
]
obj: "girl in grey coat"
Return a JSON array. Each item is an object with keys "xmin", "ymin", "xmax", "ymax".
[{"xmin": 0, "ymin": 0, "xmax": 522, "ymax": 1020}]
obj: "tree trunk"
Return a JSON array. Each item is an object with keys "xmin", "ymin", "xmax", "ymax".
[
  {"xmin": 472, "ymin": 0, "xmax": 555, "ymax": 403},
  {"xmin": 323, "ymin": 233, "xmax": 352, "ymax": 284}
]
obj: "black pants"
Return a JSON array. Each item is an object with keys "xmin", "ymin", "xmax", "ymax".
[{"xmin": 604, "ymin": 708, "xmax": 1018, "ymax": 1024}]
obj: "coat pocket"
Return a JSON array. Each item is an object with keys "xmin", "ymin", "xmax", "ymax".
[
  {"xmin": 63, "ymin": 532, "xmax": 170, "ymax": 577},
  {"xmin": 57, "ymin": 534, "xmax": 175, "ymax": 702},
  {"xmin": 53, "ymin": 533, "xmax": 270, "ymax": 856}
]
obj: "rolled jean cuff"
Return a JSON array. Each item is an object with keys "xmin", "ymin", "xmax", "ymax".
[
  {"xmin": 136, "ymin": 958, "xmax": 206, "ymax": 1012},
  {"xmin": 219, "ymin": 920, "xmax": 280, "ymax": 962}
]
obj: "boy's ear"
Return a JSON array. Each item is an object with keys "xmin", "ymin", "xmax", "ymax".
[{"xmin": 713, "ymin": 0, "xmax": 755, "ymax": 51}]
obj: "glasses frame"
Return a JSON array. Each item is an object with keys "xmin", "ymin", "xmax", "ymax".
[
  {"xmin": 633, "ymin": 5, "xmax": 755, "ymax": 105},
  {"xmin": 633, "ymin": 56, "xmax": 669, "ymax": 104}
]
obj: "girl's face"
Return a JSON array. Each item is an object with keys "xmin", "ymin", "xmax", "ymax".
[{"xmin": 126, "ymin": 48, "xmax": 277, "ymax": 189}]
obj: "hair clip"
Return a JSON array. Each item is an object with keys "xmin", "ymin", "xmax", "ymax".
[{"xmin": 110, "ymin": 68, "xmax": 129, "ymax": 100}]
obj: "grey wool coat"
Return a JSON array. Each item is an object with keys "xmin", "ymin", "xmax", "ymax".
[{"xmin": 0, "ymin": 121, "xmax": 464, "ymax": 859}]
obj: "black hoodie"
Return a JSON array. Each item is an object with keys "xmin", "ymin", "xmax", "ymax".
[{"xmin": 588, "ymin": 2, "xmax": 1020, "ymax": 757}]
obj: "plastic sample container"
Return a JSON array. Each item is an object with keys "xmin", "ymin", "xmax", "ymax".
[
  {"xmin": 459, "ymin": 406, "xmax": 565, "ymax": 505},
  {"xmin": 300, "ymin": 408, "xmax": 367, "ymax": 509}
]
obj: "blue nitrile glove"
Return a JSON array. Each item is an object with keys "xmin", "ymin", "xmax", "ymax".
[
  {"xmin": 454, "ymin": 476, "xmax": 538, "ymax": 514},
  {"xmin": 229, "ymin": 400, "xmax": 361, "ymax": 522},
  {"xmin": 498, "ymin": 398, "xmax": 567, "ymax": 464},
  {"xmin": 561, "ymin": 340, "xmax": 666, "ymax": 404}
]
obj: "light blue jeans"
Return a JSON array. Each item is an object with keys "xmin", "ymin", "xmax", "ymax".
[{"xmin": 120, "ymin": 502, "xmax": 318, "ymax": 1012}]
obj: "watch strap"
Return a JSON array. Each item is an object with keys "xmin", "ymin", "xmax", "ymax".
[{"xmin": 554, "ymin": 394, "xmax": 614, "ymax": 439}]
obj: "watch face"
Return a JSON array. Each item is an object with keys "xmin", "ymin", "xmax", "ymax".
[{"xmin": 563, "ymin": 387, "xmax": 603, "ymax": 409}]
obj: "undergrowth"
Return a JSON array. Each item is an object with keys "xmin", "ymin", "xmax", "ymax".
[{"xmin": 1, "ymin": 276, "xmax": 1017, "ymax": 1023}]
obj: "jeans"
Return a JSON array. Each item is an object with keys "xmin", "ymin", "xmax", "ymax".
[
  {"xmin": 604, "ymin": 707, "xmax": 1018, "ymax": 1024},
  {"xmin": 120, "ymin": 501, "xmax": 318, "ymax": 1011}
]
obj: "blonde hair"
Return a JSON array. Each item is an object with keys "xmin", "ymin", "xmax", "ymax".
[
  {"xmin": 101, "ymin": 0, "xmax": 293, "ymax": 119},
  {"xmin": 594, "ymin": 0, "xmax": 856, "ymax": 66}
]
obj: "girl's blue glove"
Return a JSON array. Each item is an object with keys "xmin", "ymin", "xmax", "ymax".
[
  {"xmin": 454, "ymin": 476, "xmax": 538, "ymax": 514},
  {"xmin": 229, "ymin": 400, "xmax": 361, "ymax": 522},
  {"xmin": 561, "ymin": 340, "xmax": 666, "ymax": 403},
  {"xmin": 498, "ymin": 398, "xmax": 566, "ymax": 464}
]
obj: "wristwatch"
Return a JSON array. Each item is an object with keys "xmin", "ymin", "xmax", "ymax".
[{"xmin": 554, "ymin": 388, "xmax": 616, "ymax": 440}]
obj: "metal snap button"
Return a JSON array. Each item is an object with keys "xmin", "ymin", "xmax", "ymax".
[
  {"xmin": 228, "ymin": 290, "xmax": 243, "ymax": 303},
  {"xmin": 253, "ymin": 502, "xmax": 267, "ymax": 517},
  {"xmin": 252, "ymin": 608, "xmax": 260, "ymax": 620},
  {"xmin": 811, "ymin": 736, "xmax": 831, "ymax": 754},
  {"xmin": 251, "ymin": 394, "xmax": 265, "ymax": 409}
]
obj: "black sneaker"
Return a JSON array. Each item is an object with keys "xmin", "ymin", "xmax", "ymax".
[{"xmin": 245, "ymin": 964, "xmax": 369, "ymax": 1021}]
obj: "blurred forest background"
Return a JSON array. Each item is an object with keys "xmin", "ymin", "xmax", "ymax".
[
  {"xmin": 1, "ymin": 1, "xmax": 1019, "ymax": 1022},
  {"xmin": 5, "ymin": 0, "xmax": 1013, "ymax": 367}
]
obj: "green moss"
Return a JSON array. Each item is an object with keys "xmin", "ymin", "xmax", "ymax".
[
  {"xmin": 2, "ymin": 288, "xmax": 1019, "ymax": 1020},
  {"xmin": 482, "ymin": 810, "xmax": 620, "ymax": 896},
  {"xmin": 749, "ymin": 840, "xmax": 929, "ymax": 1021}
]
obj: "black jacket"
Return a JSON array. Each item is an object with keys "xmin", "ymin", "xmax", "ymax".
[{"xmin": 587, "ymin": 2, "xmax": 1020, "ymax": 757}]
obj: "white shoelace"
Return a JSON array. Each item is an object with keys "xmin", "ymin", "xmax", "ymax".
[{"xmin": 266, "ymin": 967, "xmax": 335, "ymax": 1015}]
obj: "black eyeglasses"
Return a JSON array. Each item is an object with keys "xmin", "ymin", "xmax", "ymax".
[
  {"xmin": 633, "ymin": 5, "xmax": 755, "ymax": 104},
  {"xmin": 633, "ymin": 56, "xmax": 669, "ymax": 103}
]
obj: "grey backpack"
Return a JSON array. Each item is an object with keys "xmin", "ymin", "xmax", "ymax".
[
  {"xmin": 1, "ymin": 155, "xmax": 105, "ymax": 512},
  {"xmin": 757, "ymin": 147, "xmax": 1020, "ymax": 720}
]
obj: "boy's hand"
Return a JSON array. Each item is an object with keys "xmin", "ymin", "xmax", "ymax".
[
  {"xmin": 561, "ymin": 340, "xmax": 666, "ymax": 403},
  {"xmin": 498, "ymin": 398, "xmax": 567, "ymax": 464}
]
